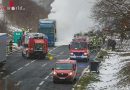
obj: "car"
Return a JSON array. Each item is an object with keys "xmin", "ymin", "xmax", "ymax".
[{"xmin": 52, "ymin": 60, "xmax": 77, "ymax": 83}]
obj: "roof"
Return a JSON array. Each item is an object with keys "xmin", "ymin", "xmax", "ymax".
[
  {"xmin": 56, "ymin": 60, "xmax": 76, "ymax": 64},
  {"xmin": 39, "ymin": 19, "xmax": 55, "ymax": 24},
  {"xmin": 0, "ymin": 33, "xmax": 6, "ymax": 36},
  {"xmin": 26, "ymin": 33, "xmax": 47, "ymax": 39}
]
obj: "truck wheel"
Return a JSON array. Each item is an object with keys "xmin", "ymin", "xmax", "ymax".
[
  {"xmin": 70, "ymin": 79, "xmax": 74, "ymax": 84},
  {"xmin": 53, "ymin": 79, "xmax": 57, "ymax": 83},
  {"xmin": 22, "ymin": 52, "xmax": 25, "ymax": 57},
  {"xmin": 26, "ymin": 52, "xmax": 30, "ymax": 59},
  {"xmin": 42, "ymin": 55, "xmax": 46, "ymax": 59}
]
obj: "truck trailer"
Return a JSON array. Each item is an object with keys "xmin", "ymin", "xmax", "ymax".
[
  {"xmin": 0, "ymin": 33, "xmax": 7, "ymax": 66},
  {"xmin": 38, "ymin": 19, "xmax": 56, "ymax": 47},
  {"xmin": 22, "ymin": 33, "xmax": 48, "ymax": 59}
]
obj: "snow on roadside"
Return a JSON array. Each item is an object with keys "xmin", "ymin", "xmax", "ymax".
[{"xmin": 86, "ymin": 51, "xmax": 130, "ymax": 90}]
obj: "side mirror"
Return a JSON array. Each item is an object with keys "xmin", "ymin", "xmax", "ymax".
[
  {"xmin": 69, "ymin": 44, "xmax": 70, "ymax": 49},
  {"xmin": 73, "ymin": 68, "xmax": 76, "ymax": 71},
  {"xmin": 52, "ymin": 68, "xmax": 54, "ymax": 70},
  {"xmin": 73, "ymin": 66, "xmax": 76, "ymax": 70}
]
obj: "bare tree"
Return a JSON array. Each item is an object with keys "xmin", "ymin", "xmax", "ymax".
[
  {"xmin": 93, "ymin": 0, "xmax": 130, "ymax": 32},
  {"xmin": 5, "ymin": 0, "xmax": 50, "ymax": 32}
]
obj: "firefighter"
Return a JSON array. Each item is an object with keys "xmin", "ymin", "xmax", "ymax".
[
  {"xmin": 91, "ymin": 36, "xmax": 99, "ymax": 53},
  {"xmin": 18, "ymin": 37, "xmax": 22, "ymax": 47},
  {"xmin": 98, "ymin": 37, "xmax": 103, "ymax": 48},
  {"xmin": 47, "ymin": 53, "xmax": 54, "ymax": 60},
  {"xmin": 9, "ymin": 40, "xmax": 13, "ymax": 52},
  {"xmin": 111, "ymin": 39, "xmax": 116, "ymax": 51}
]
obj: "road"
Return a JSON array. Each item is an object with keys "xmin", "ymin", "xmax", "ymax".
[{"xmin": 3, "ymin": 45, "xmax": 96, "ymax": 90}]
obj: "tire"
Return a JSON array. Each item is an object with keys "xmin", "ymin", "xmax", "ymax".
[
  {"xmin": 26, "ymin": 52, "xmax": 30, "ymax": 59},
  {"xmin": 42, "ymin": 54, "xmax": 46, "ymax": 59},
  {"xmin": 53, "ymin": 79, "xmax": 57, "ymax": 84},
  {"xmin": 22, "ymin": 52, "xmax": 25, "ymax": 57},
  {"xmin": 70, "ymin": 79, "xmax": 74, "ymax": 84}
]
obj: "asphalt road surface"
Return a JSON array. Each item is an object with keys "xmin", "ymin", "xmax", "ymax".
[{"xmin": 3, "ymin": 45, "xmax": 97, "ymax": 90}]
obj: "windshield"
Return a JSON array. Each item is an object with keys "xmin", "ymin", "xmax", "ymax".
[
  {"xmin": 70, "ymin": 42, "xmax": 88, "ymax": 49},
  {"xmin": 55, "ymin": 63, "xmax": 73, "ymax": 70},
  {"xmin": 35, "ymin": 43, "xmax": 43, "ymax": 51}
]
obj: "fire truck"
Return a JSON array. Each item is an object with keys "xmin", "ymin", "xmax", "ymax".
[
  {"xmin": 22, "ymin": 33, "xmax": 48, "ymax": 59},
  {"xmin": 69, "ymin": 36, "xmax": 90, "ymax": 62}
]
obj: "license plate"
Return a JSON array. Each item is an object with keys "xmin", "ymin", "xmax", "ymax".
[
  {"xmin": 76, "ymin": 56, "xmax": 81, "ymax": 58},
  {"xmin": 60, "ymin": 78, "xmax": 65, "ymax": 79}
]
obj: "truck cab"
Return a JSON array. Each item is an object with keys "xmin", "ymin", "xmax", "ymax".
[
  {"xmin": 52, "ymin": 60, "xmax": 77, "ymax": 83},
  {"xmin": 38, "ymin": 19, "xmax": 56, "ymax": 47},
  {"xmin": 22, "ymin": 33, "xmax": 48, "ymax": 59},
  {"xmin": 69, "ymin": 37, "xmax": 90, "ymax": 62}
]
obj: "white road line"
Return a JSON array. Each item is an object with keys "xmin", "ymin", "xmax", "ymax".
[
  {"xmin": 36, "ymin": 87, "xmax": 40, "ymax": 90},
  {"xmin": 44, "ymin": 76, "xmax": 49, "ymax": 80},
  {"xmin": 15, "ymin": 81, "xmax": 22, "ymax": 86},
  {"xmin": 17, "ymin": 67, "xmax": 23, "ymax": 71},
  {"xmin": 39, "ymin": 81, "xmax": 45, "ymax": 86},
  {"xmin": 11, "ymin": 71, "xmax": 17, "ymax": 75},
  {"xmin": 56, "ymin": 55, "xmax": 60, "ymax": 57},
  {"xmin": 60, "ymin": 51, "xmax": 64, "ymax": 55},
  {"xmin": 42, "ymin": 63, "xmax": 47, "ymax": 67},
  {"xmin": 72, "ymin": 88, "xmax": 75, "ymax": 90},
  {"xmin": 49, "ymin": 46, "xmax": 59, "ymax": 53},
  {"xmin": 49, "ymin": 72, "xmax": 53, "ymax": 75},
  {"xmin": 3, "ymin": 75, "xmax": 10, "ymax": 79},
  {"xmin": 25, "ymin": 63, "xmax": 30, "ymax": 67},
  {"xmin": 67, "ymin": 58, "xmax": 70, "ymax": 60},
  {"xmin": 31, "ymin": 60, "xmax": 36, "ymax": 63}
]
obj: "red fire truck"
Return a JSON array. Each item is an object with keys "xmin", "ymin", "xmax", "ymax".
[
  {"xmin": 69, "ymin": 36, "xmax": 90, "ymax": 62},
  {"xmin": 22, "ymin": 33, "xmax": 48, "ymax": 59}
]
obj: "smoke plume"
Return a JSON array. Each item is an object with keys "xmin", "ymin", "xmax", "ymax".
[{"xmin": 48, "ymin": 0, "xmax": 95, "ymax": 44}]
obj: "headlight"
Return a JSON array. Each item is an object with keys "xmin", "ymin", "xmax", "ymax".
[
  {"xmin": 53, "ymin": 71, "xmax": 57, "ymax": 75},
  {"xmin": 70, "ymin": 53, "xmax": 74, "ymax": 55},
  {"xmin": 69, "ymin": 72, "xmax": 73, "ymax": 76},
  {"xmin": 84, "ymin": 53, "xmax": 87, "ymax": 55}
]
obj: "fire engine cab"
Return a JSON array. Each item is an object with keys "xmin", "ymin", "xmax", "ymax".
[{"xmin": 69, "ymin": 36, "xmax": 90, "ymax": 62}]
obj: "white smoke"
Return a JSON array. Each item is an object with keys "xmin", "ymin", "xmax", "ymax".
[{"xmin": 48, "ymin": 0, "xmax": 96, "ymax": 44}]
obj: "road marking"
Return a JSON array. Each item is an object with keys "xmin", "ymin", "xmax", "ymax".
[
  {"xmin": 67, "ymin": 58, "xmax": 70, "ymax": 60},
  {"xmin": 49, "ymin": 72, "xmax": 53, "ymax": 75},
  {"xmin": 44, "ymin": 76, "xmax": 49, "ymax": 80},
  {"xmin": 42, "ymin": 63, "xmax": 47, "ymax": 67},
  {"xmin": 11, "ymin": 71, "xmax": 17, "ymax": 75},
  {"xmin": 56, "ymin": 55, "xmax": 60, "ymax": 57},
  {"xmin": 17, "ymin": 67, "xmax": 23, "ymax": 71},
  {"xmin": 25, "ymin": 63, "xmax": 30, "ymax": 67},
  {"xmin": 72, "ymin": 88, "xmax": 75, "ymax": 90},
  {"xmin": 60, "ymin": 51, "xmax": 64, "ymax": 55},
  {"xmin": 39, "ymin": 81, "xmax": 45, "ymax": 86},
  {"xmin": 3, "ymin": 75, "xmax": 10, "ymax": 79},
  {"xmin": 49, "ymin": 46, "xmax": 59, "ymax": 53},
  {"xmin": 31, "ymin": 60, "xmax": 36, "ymax": 63},
  {"xmin": 36, "ymin": 87, "xmax": 40, "ymax": 90},
  {"xmin": 15, "ymin": 81, "xmax": 22, "ymax": 86}
]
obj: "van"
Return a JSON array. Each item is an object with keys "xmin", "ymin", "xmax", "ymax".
[{"xmin": 52, "ymin": 60, "xmax": 77, "ymax": 83}]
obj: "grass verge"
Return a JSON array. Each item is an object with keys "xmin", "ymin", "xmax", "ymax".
[{"xmin": 74, "ymin": 73, "xmax": 99, "ymax": 90}]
